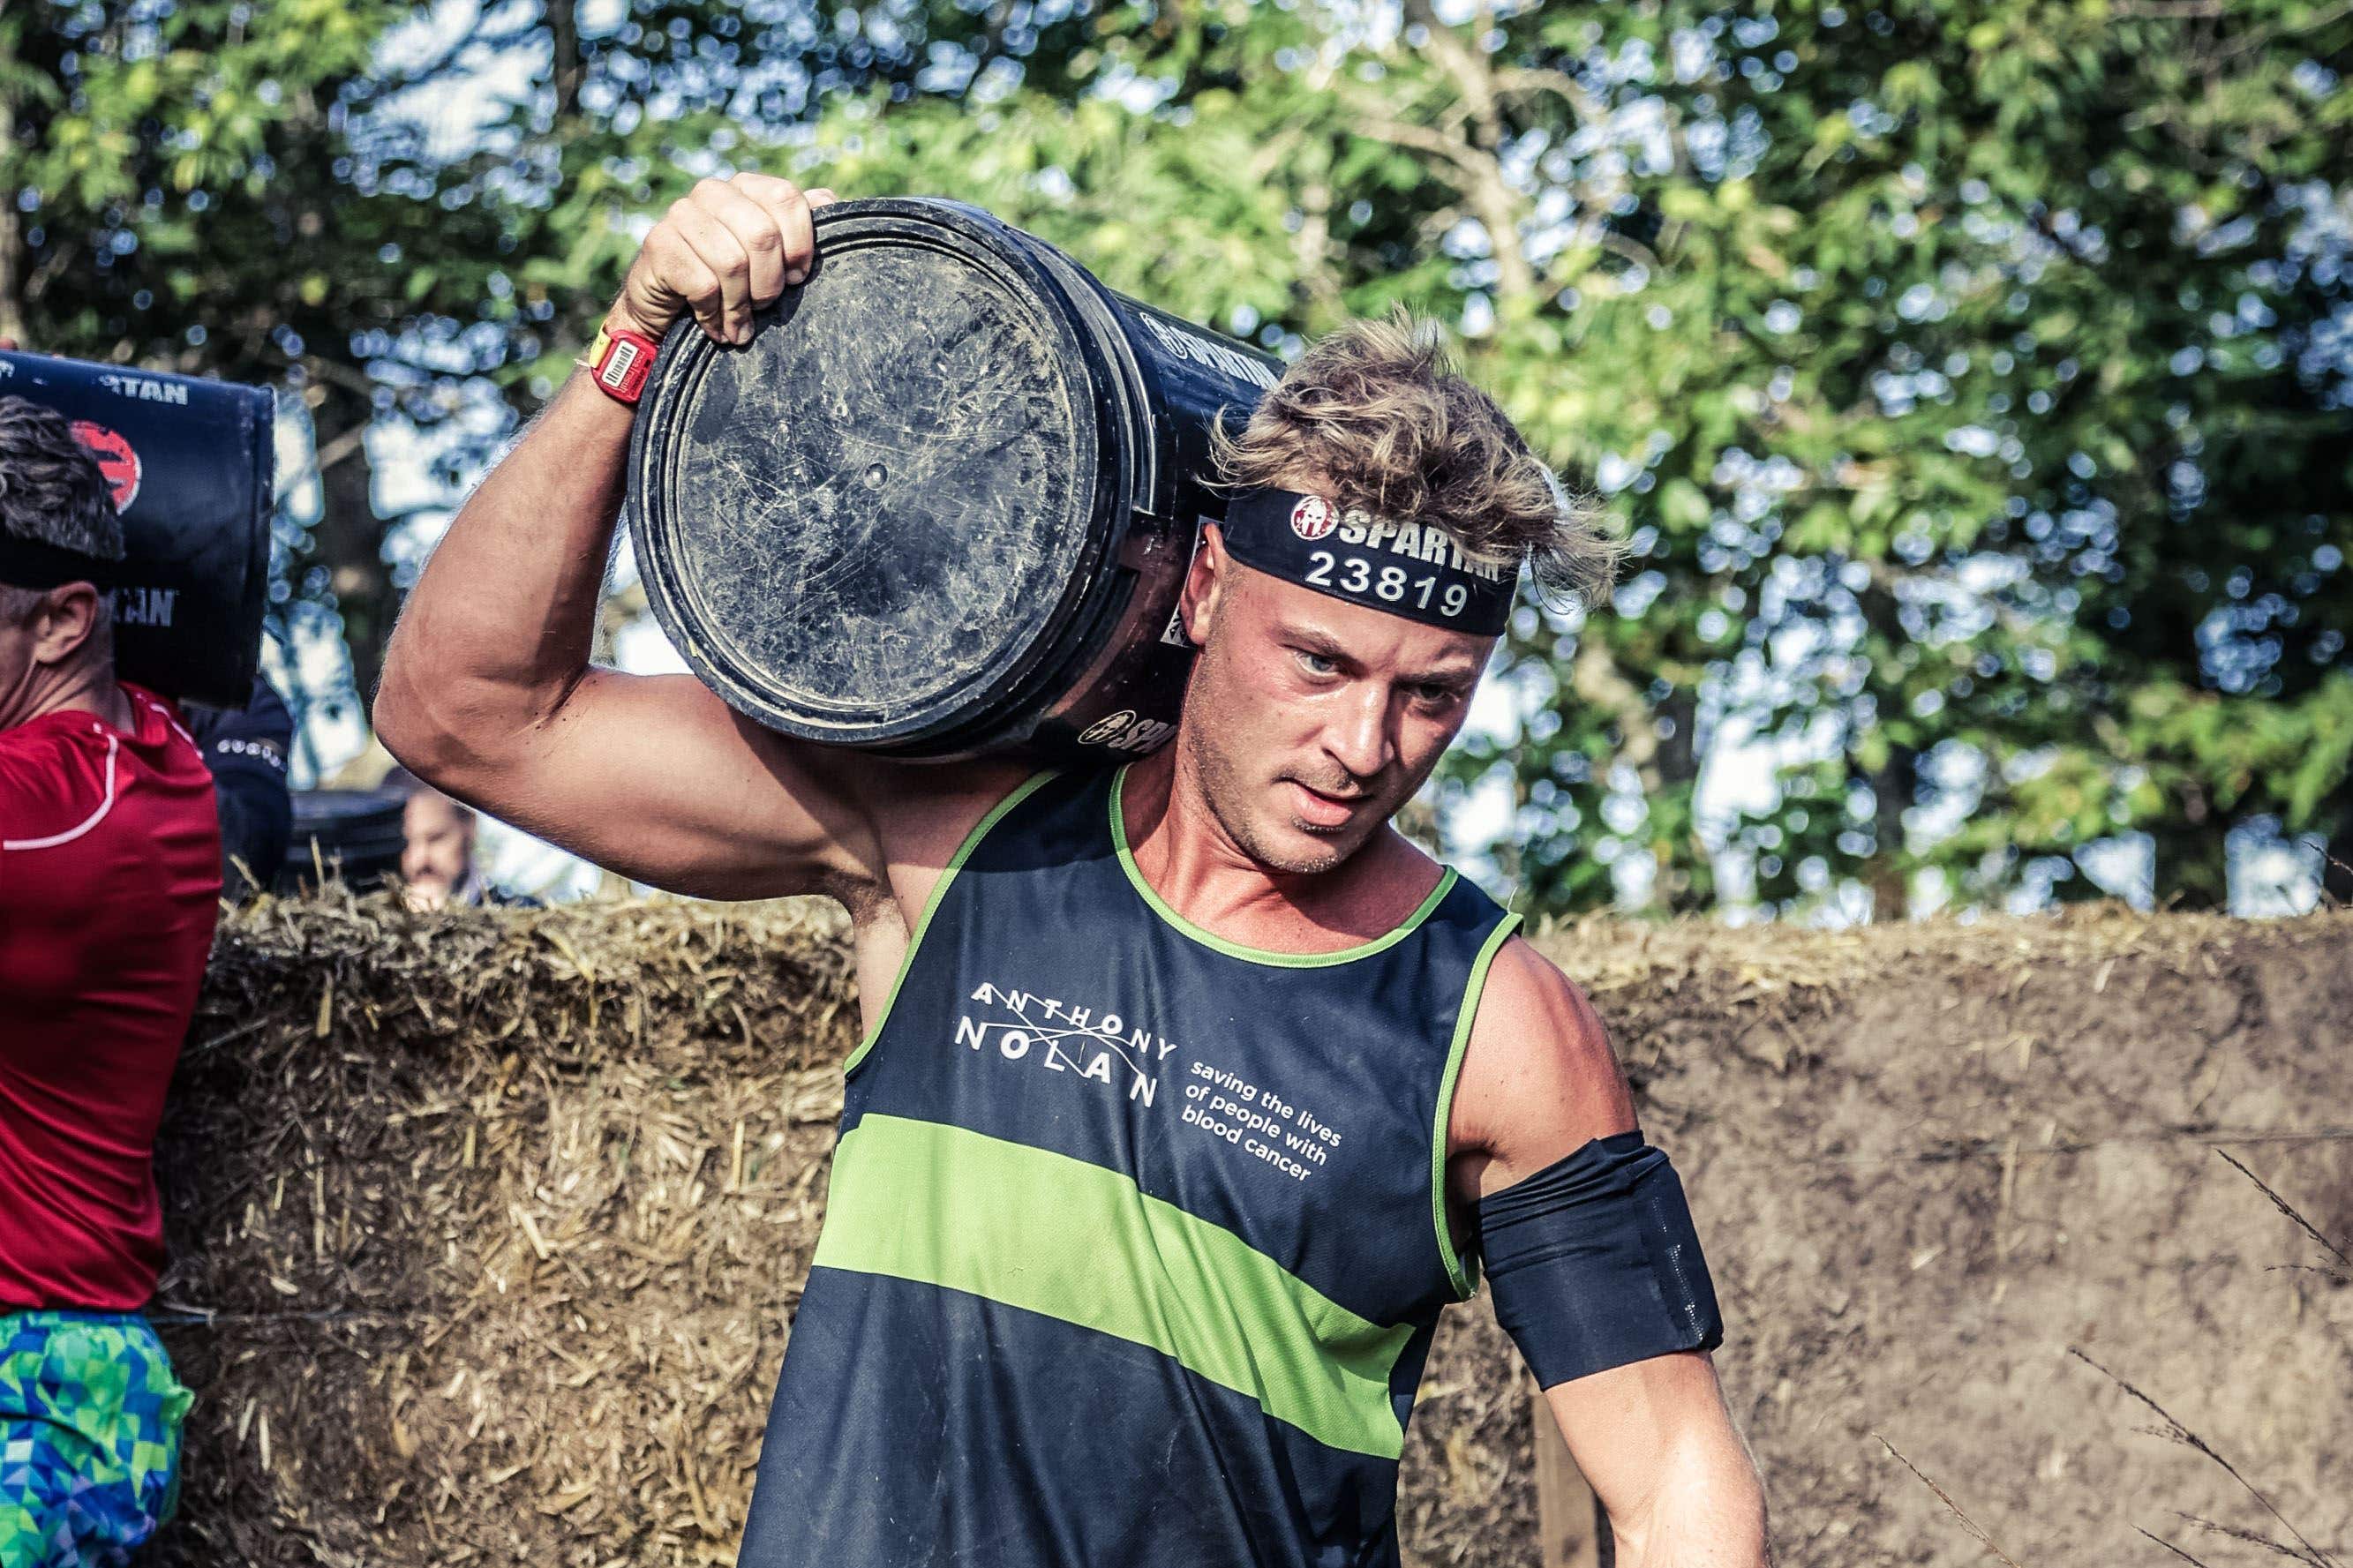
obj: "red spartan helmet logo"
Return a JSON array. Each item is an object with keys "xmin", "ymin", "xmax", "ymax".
[
  {"xmin": 69, "ymin": 420, "xmax": 142, "ymax": 513},
  {"xmin": 1289, "ymin": 495, "xmax": 1336, "ymax": 540}
]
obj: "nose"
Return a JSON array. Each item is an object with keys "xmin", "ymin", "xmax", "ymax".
[{"xmin": 1321, "ymin": 682, "xmax": 1395, "ymax": 784}]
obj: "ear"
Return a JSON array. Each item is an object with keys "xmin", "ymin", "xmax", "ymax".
[
  {"xmin": 28, "ymin": 582, "xmax": 105, "ymax": 666},
  {"xmin": 1180, "ymin": 523, "xmax": 1231, "ymax": 645}
]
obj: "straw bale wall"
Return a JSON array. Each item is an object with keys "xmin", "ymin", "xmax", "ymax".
[{"xmin": 149, "ymin": 896, "xmax": 2353, "ymax": 1566}]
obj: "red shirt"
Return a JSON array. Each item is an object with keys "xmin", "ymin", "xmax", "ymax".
[{"xmin": 1, "ymin": 682, "xmax": 220, "ymax": 1310}]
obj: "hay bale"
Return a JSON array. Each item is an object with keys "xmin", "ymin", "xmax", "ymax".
[
  {"xmin": 151, "ymin": 896, "xmax": 2353, "ymax": 1566},
  {"xmin": 156, "ymin": 892, "xmax": 855, "ymax": 1566}
]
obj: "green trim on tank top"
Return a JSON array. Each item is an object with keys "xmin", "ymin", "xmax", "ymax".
[
  {"xmin": 816, "ymin": 1114, "xmax": 1418, "ymax": 1459},
  {"xmin": 1428, "ymin": 911, "xmax": 1523, "ymax": 1299},
  {"xmin": 840, "ymin": 769, "xmax": 1059, "ymax": 1079},
  {"xmin": 1108, "ymin": 764, "xmax": 1458, "ymax": 969}
]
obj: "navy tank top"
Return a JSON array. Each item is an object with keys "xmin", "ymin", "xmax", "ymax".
[{"xmin": 740, "ymin": 764, "xmax": 1522, "ymax": 1567}]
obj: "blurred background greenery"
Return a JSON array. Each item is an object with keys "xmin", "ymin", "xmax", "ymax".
[{"xmin": 4, "ymin": 0, "xmax": 2348, "ymax": 920}]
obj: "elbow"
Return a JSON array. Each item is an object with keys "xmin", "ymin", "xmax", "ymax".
[
  {"xmin": 1730, "ymin": 1469, "xmax": 1771, "ymax": 1566},
  {"xmin": 1610, "ymin": 1444, "xmax": 1770, "ymax": 1568},
  {"xmin": 372, "ymin": 667, "xmax": 444, "ymax": 782},
  {"xmin": 372, "ymin": 640, "xmax": 475, "ymax": 790},
  {"xmin": 374, "ymin": 634, "xmax": 573, "ymax": 798}
]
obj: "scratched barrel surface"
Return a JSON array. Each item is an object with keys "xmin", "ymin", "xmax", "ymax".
[
  {"xmin": 0, "ymin": 349, "xmax": 274, "ymax": 708},
  {"xmin": 627, "ymin": 198, "xmax": 1282, "ymax": 761}
]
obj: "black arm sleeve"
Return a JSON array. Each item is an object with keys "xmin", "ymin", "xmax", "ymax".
[
  {"xmin": 183, "ymin": 676, "xmax": 295, "ymax": 898},
  {"xmin": 1477, "ymin": 1129, "xmax": 1724, "ymax": 1389}
]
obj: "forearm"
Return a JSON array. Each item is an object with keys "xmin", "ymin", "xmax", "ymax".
[
  {"xmin": 1542, "ymin": 1354, "xmax": 1768, "ymax": 1568},
  {"xmin": 375, "ymin": 363, "xmax": 634, "ymax": 775}
]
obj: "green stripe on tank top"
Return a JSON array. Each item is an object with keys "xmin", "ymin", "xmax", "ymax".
[{"xmin": 814, "ymin": 1114, "xmax": 1417, "ymax": 1459}]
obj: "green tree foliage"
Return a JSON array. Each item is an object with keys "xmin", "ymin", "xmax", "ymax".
[
  {"xmin": 7, "ymin": 0, "xmax": 2346, "ymax": 916},
  {"xmin": 1, "ymin": 0, "xmax": 1086, "ymax": 696},
  {"xmin": 2, "ymin": 0, "xmax": 411, "ymax": 714},
  {"xmin": 803, "ymin": 0, "xmax": 2351, "ymax": 919}
]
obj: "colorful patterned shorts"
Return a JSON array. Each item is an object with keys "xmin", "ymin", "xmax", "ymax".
[{"xmin": 0, "ymin": 1311, "xmax": 192, "ymax": 1568}]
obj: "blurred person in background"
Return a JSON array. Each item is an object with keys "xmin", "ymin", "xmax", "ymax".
[
  {"xmin": 182, "ymin": 671, "xmax": 296, "ymax": 902},
  {"xmin": 0, "ymin": 395, "xmax": 207, "ymax": 1567},
  {"xmin": 384, "ymin": 766, "xmax": 489, "ymax": 910}
]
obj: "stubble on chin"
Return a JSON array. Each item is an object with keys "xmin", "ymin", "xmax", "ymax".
[
  {"xmin": 1244, "ymin": 812, "xmax": 1351, "ymax": 877},
  {"xmin": 1185, "ymin": 728, "xmax": 1360, "ymax": 877}
]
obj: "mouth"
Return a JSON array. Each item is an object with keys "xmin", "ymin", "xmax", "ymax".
[{"xmin": 1286, "ymin": 778, "xmax": 1367, "ymax": 829}]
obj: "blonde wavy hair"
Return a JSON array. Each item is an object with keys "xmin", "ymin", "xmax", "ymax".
[{"xmin": 1209, "ymin": 311, "xmax": 1621, "ymax": 615}]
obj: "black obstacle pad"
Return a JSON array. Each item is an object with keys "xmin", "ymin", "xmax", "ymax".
[{"xmin": 0, "ymin": 349, "xmax": 273, "ymax": 708}]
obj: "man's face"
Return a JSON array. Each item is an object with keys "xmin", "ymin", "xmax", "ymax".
[
  {"xmin": 401, "ymin": 792, "xmax": 477, "ymax": 910},
  {"xmin": 1175, "ymin": 530, "xmax": 1494, "ymax": 875}
]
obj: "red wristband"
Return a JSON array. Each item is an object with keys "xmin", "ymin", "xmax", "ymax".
[{"xmin": 585, "ymin": 324, "xmax": 659, "ymax": 406}]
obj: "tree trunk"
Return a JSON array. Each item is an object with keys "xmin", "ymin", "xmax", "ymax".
[
  {"xmin": 549, "ymin": 0, "xmax": 585, "ymax": 120},
  {"xmin": 2149, "ymin": 783, "xmax": 2230, "ymax": 911},
  {"xmin": 1856, "ymin": 579, "xmax": 1915, "ymax": 920},
  {"xmin": 1567, "ymin": 636, "xmax": 1705, "ymax": 912},
  {"xmin": 1867, "ymin": 742, "xmax": 1916, "ymax": 920},
  {"xmin": 2318, "ymin": 791, "xmax": 2353, "ymax": 908},
  {"xmin": 1650, "ymin": 686, "xmax": 1709, "ymax": 914},
  {"xmin": 1530, "ymin": 1381, "xmax": 1611, "ymax": 1568},
  {"xmin": 0, "ymin": 49, "xmax": 29, "ymax": 349},
  {"xmin": 306, "ymin": 386, "xmax": 396, "ymax": 705}
]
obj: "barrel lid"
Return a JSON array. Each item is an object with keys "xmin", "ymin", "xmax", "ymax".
[{"xmin": 632, "ymin": 199, "xmax": 1123, "ymax": 745}]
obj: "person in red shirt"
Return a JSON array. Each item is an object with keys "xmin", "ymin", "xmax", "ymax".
[{"xmin": 0, "ymin": 394, "xmax": 216, "ymax": 1566}]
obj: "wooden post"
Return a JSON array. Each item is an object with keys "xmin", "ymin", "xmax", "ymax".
[{"xmin": 1530, "ymin": 1380, "xmax": 1612, "ymax": 1568}]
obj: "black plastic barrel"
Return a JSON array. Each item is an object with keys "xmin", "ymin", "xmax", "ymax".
[
  {"xmin": 628, "ymin": 198, "xmax": 1282, "ymax": 761},
  {"xmin": 277, "ymin": 786, "xmax": 408, "ymax": 895},
  {"xmin": 0, "ymin": 349, "xmax": 274, "ymax": 708}
]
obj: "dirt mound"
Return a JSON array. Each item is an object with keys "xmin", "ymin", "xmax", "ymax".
[{"xmin": 152, "ymin": 897, "xmax": 2353, "ymax": 1565}]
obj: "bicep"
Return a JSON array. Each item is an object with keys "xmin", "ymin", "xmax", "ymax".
[
  {"xmin": 1448, "ymin": 939, "xmax": 1637, "ymax": 1197},
  {"xmin": 1450, "ymin": 942, "xmax": 1734, "ymax": 1446},
  {"xmin": 429, "ymin": 667, "xmax": 883, "ymax": 900}
]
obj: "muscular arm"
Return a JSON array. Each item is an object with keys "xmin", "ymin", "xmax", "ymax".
[
  {"xmin": 375, "ymin": 367, "xmax": 873, "ymax": 897},
  {"xmin": 373, "ymin": 176, "xmax": 951, "ymax": 900},
  {"xmin": 1447, "ymin": 940, "xmax": 1769, "ymax": 1567}
]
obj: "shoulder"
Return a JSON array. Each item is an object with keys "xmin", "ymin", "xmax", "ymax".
[
  {"xmin": 0, "ymin": 714, "xmax": 86, "ymax": 774},
  {"xmin": 1447, "ymin": 932, "xmax": 1637, "ymax": 1179},
  {"xmin": 0, "ymin": 715, "xmax": 113, "ymax": 839},
  {"xmin": 121, "ymin": 687, "xmax": 216, "ymax": 797}
]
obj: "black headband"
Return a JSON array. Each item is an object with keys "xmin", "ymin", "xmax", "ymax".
[
  {"xmin": 1217, "ymin": 489, "xmax": 1516, "ymax": 635},
  {"xmin": 0, "ymin": 530, "xmax": 118, "ymax": 591}
]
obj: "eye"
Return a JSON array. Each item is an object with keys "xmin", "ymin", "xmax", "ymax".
[
  {"xmin": 1412, "ymin": 683, "xmax": 1463, "ymax": 710},
  {"xmin": 1293, "ymin": 649, "xmax": 1339, "ymax": 678}
]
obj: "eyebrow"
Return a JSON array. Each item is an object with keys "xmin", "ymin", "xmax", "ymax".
[{"xmin": 1281, "ymin": 625, "xmax": 1482, "ymax": 687}]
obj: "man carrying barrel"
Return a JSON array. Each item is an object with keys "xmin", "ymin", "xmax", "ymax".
[{"xmin": 377, "ymin": 175, "xmax": 1770, "ymax": 1566}]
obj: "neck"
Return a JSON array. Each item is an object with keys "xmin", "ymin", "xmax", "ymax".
[
  {"xmin": 1120, "ymin": 746, "xmax": 1412, "ymax": 949},
  {"xmin": 4, "ymin": 658, "xmax": 132, "ymax": 732}
]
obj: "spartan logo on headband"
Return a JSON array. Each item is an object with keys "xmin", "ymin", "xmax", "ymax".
[{"xmin": 1220, "ymin": 488, "xmax": 1517, "ymax": 635}]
